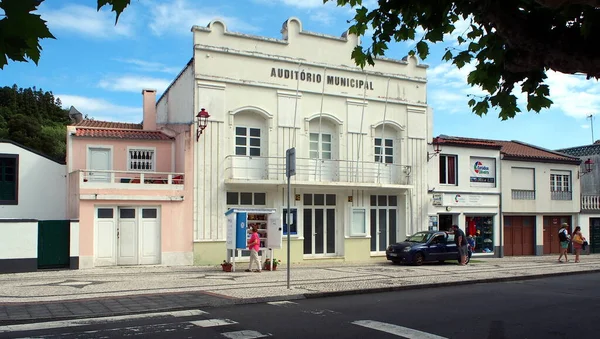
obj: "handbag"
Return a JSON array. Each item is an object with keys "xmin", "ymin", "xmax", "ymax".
[{"xmin": 582, "ymin": 241, "xmax": 588, "ymax": 250}]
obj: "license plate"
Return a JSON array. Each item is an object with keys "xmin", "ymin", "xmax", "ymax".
[{"xmin": 389, "ymin": 253, "xmax": 398, "ymax": 257}]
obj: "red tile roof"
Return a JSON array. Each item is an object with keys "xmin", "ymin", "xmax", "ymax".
[
  {"xmin": 75, "ymin": 128, "xmax": 173, "ymax": 140},
  {"xmin": 73, "ymin": 120, "xmax": 143, "ymax": 129},
  {"xmin": 436, "ymin": 135, "xmax": 580, "ymax": 164}
]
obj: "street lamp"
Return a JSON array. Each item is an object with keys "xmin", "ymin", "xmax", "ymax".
[
  {"xmin": 196, "ymin": 108, "xmax": 210, "ymax": 141},
  {"xmin": 583, "ymin": 158, "xmax": 594, "ymax": 174},
  {"xmin": 427, "ymin": 137, "xmax": 443, "ymax": 161}
]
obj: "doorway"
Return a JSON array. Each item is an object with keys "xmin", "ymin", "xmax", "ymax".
[
  {"xmin": 438, "ymin": 214, "xmax": 454, "ymax": 232},
  {"xmin": 88, "ymin": 147, "xmax": 111, "ymax": 182},
  {"xmin": 303, "ymin": 193, "xmax": 336, "ymax": 256},
  {"xmin": 590, "ymin": 218, "xmax": 600, "ymax": 254},
  {"xmin": 370, "ymin": 195, "xmax": 398, "ymax": 252},
  {"xmin": 543, "ymin": 216, "xmax": 571, "ymax": 254}
]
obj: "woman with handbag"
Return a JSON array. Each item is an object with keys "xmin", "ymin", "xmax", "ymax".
[{"xmin": 571, "ymin": 226, "xmax": 586, "ymax": 263}]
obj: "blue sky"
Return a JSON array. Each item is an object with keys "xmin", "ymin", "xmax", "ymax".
[{"xmin": 1, "ymin": 0, "xmax": 598, "ymax": 150}]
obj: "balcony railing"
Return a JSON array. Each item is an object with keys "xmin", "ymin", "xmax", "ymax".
[
  {"xmin": 511, "ymin": 189, "xmax": 536, "ymax": 200},
  {"xmin": 224, "ymin": 155, "xmax": 412, "ymax": 185},
  {"xmin": 70, "ymin": 170, "xmax": 185, "ymax": 190},
  {"xmin": 551, "ymin": 191, "xmax": 572, "ymax": 200},
  {"xmin": 582, "ymin": 195, "xmax": 600, "ymax": 211}
]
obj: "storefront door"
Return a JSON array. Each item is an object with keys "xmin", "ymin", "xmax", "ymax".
[
  {"xmin": 370, "ymin": 195, "xmax": 398, "ymax": 252},
  {"xmin": 590, "ymin": 218, "xmax": 600, "ymax": 254},
  {"xmin": 303, "ymin": 194, "xmax": 336, "ymax": 255},
  {"xmin": 543, "ymin": 216, "xmax": 571, "ymax": 254}
]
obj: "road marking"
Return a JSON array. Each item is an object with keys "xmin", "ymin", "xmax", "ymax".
[
  {"xmin": 191, "ymin": 318, "xmax": 238, "ymax": 327},
  {"xmin": 267, "ymin": 301, "xmax": 298, "ymax": 306},
  {"xmin": 0, "ymin": 309, "xmax": 207, "ymax": 333},
  {"xmin": 221, "ymin": 330, "xmax": 272, "ymax": 339},
  {"xmin": 352, "ymin": 320, "xmax": 449, "ymax": 339}
]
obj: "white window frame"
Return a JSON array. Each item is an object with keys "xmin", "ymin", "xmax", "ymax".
[
  {"xmin": 127, "ymin": 146, "xmax": 156, "ymax": 172},
  {"xmin": 350, "ymin": 208, "xmax": 367, "ymax": 237},
  {"xmin": 235, "ymin": 126, "xmax": 261, "ymax": 157},
  {"xmin": 374, "ymin": 138, "xmax": 394, "ymax": 164},
  {"xmin": 550, "ymin": 172, "xmax": 571, "ymax": 192},
  {"xmin": 309, "ymin": 132, "xmax": 332, "ymax": 160},
  {"xmin": 439, "ymin": 154, "xmax": 458, "ymax": 185}
]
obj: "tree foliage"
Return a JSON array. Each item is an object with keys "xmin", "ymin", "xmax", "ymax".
[
  {"xmin": 326, "ymin": 0, "xmax": 600, "ymax": 120},
  {"xmin": 0, "ymin": 0, "xmax": 131, "ymax": 69},
  {"xmin": 0, "ymin": 85, "xmax": 72, "ymax": 162}
]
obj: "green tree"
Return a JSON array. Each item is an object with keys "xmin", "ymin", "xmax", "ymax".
[
  {"xmin": 326, "ymin": 0, "xmax": 600, "ymax": 119},
  {"xmin": 0, "ymin": 85, "xmax": 72, "ymax": 162}
]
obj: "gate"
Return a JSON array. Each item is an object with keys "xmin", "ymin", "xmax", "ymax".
[{"xmin": 38, "ymin": 220, "xmax": 70, "ymax": 269}]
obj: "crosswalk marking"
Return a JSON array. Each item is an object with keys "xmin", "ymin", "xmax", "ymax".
[
  {"xmin": 352, "ymin": 320, "xmax": 448, "ymax": 339},
  {"xmin": 221, "ymin": 330, "xmax": 272, "ymax": 339},
  {"xmin": 191, "ymin": 318, "xmax": 237, "ymax": 327},
  {"xmin": 0, "ymin": 309, "xmax": 207, "ymax": 333}
]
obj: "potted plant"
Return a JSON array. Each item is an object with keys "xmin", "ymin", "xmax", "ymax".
[
  {"xmin": 221, "ymin": 260, "xmax": 233, "ymax": 272},
  {"xmin": 263, "ymin": 258, "xmax": 281, "ymax": 271}
]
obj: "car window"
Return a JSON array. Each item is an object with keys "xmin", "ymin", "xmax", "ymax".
[
  {"xmin": 447, "ymin": 234, "xmax": 455, "ymax": 243},
  {"xmin": 431, "ymin": 235, "xmax": 446, "ymax": 244},
  {"xmin": 406, "ymin": 232, "xmax": 432, "ymax": 243}
]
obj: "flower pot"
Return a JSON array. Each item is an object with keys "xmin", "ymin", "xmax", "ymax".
[
  {"xmin": 222, "ymin": 265, "xmax": 232, "ymax": 272},
  {"xmin": 264, "ymin": 265, "xmax": 277, "ymax": 271}
]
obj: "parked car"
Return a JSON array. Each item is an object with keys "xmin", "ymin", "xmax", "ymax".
[{"xmin": 386, "ymin": 231, "xmax": 469, "ymax": 265}]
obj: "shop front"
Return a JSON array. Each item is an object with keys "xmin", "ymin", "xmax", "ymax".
[{"xmin": 429, "ymin": 193, "xmax": 500, "ymax": 256}]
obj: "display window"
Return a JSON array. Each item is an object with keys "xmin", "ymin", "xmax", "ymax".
[{"xmin": 465, "ymin": 216, "xmax": 494, "ymax": 253}]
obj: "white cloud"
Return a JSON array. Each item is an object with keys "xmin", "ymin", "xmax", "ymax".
[
  {"xmin": 114, "ymin": 59, "xmax": 181, "ymax": 74},
  {"xmin": 98, "ymin": 76, "xmax": 171, "ymax": 94},
  {"xmin": 147, "ymin": 0, "xmax": 259, "ymax": 36},
  {"xmin": 39, "ymin": 4, "xmax": 134, "ymax": 38},
  {"xmin": 581, "ymin": 124, "xmax": 590, "ymax": 129},
  {"xmin": 56, "ymin": 95, "xmax": 141, "ymax": 122},
  {"xmin": 541, "ymin": 71, "xmax": 600, "ymax": 119}
]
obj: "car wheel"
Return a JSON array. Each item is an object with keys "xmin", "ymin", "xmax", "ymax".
[{"xmin": 413, "ymin": 253, "xmax": 424, "ymax": 266}]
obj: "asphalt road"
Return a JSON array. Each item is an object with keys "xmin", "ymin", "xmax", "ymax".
[{"xmin": 1, "ymin": 272, "xmax": 598, "ymax": 339}]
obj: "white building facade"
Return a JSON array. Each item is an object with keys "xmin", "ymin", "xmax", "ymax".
[{"xmin": 157, "ymin": 18, "xmax": 432, "ymax": 265}]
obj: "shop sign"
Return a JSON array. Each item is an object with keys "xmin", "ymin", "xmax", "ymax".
[
  {"xmin": 470, "ymin": 157, "xmax": 496, "ymax": 188},
  {"xmin": 444, "ymin": 194, "xmax": 496, "ymax": 207},
  {"xmin": 432, "ymin": 193, "xmax": 443, "ymax": 206},
  {"xmin": 270, "ymin": 68, "xmax": 375, "ymax": 90}
]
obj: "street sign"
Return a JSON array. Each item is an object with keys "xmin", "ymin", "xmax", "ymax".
[{"xmin": 286, "ymin": 147, "xmax": 296, "ymax": 177}]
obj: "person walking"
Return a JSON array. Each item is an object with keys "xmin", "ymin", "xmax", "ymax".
[
  {"xmin": 452, "ymin": 225, "xmax": 468, "ymax": 266},
  {"xmin": 245, "ymin": 226, "xmax": 261, "ymax": 273},
  {"xmin": 557, "ymin": 223, "xmax": 571, "ymax": 263},
  {"xmin": 571, "ymin": 226, "xmax": 586, "ymax": 263}
]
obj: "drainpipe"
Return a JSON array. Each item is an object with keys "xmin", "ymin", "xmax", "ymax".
[{"xmin": 498, "ymin": 155, "xmax": 503, "ymax": 258}]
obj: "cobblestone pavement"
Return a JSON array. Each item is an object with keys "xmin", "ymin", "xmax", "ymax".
[{"xmin": 1, "ymin": 255, "xmax": 599, "ymax": 325}]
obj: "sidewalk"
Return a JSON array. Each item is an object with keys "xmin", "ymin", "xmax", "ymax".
[{"xmin": 1, "ymin": 255, "xmax": 599, "ymax": 325}]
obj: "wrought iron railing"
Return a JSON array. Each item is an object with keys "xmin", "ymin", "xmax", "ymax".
[
  {"xmin": 582, "ymin": 195, "xmax": 600, "ymax": 210},
  {"xmin": 511, "ymin": 189, "xmax": 536, "ymax": 200}
]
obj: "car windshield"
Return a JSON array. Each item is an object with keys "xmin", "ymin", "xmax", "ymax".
[{"xmin": 405, "ymin": 232, "xmax": 433, "ymax": 243}]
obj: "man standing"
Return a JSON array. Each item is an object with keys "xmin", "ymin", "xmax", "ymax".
[
  {"xmin": 557, "ymin": 223, "xmax": 571, "ymax": 263},
  {"xmin": 452, "ymin": 225, "xmax": 468, "ymax": 265}
]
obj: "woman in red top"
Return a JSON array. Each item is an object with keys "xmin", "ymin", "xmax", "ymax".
[{"xmin": 246, "ymin": 226, "xmax": 261, "ymax": 272}]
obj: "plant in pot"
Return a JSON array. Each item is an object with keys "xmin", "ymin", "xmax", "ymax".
[
  {"xmin": 221, "ymin": 260, "xmax": 233, "ymax": 272},
  {"xmin": 263, "ymin": 258, "xmax": 281, "ymax": 271}
]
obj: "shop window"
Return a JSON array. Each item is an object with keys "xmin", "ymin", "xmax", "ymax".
[
  {"xmin": 283, "ymin": 208, "xmax": 297, "ymax": 235},
  {"xmin": 0, "ymin": 154, "xmax": 18, "ymax": 205},
  {"xmin": 439, "ymin": 154, "xmax": 457, "ymax": 185},
  {"xmin": 351, "ymin": 208, "xmax": 367, "ymax": 236},
  {"xmin": 235, "ymin": 126, "xmax": 261, "ymax": 156},
  {"xmin": 128, "ymin": 148, "xmax": 155, "ymax": 171},
  {"xmin": 465, "ymin": 216, "xmax": 494, "ymax": 253},
  {"xmin": 226, "ymin": 192, "xmax": 266, "ymax": 206},
  {"xmin": 374, "ymin": 138, "xmax": 394, "ymax": 164}
]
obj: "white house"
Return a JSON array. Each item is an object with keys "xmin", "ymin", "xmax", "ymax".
[
  {"xmin": 0, "ymin": 140, "xmax": 73, "ymax": 273},
  {"xmin": 157, "ymin": 17, "xmax": 432, "ymax": 265}
]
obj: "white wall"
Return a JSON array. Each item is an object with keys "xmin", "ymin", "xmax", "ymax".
[
  {"xmin": 0, "ymin": 142, "xmax": 67, "ymax": 220},
  {"xmin": 501, "ymin": 160, "xmax": 581, "ymax": 213},
  {"xmin": 157, "ymin": 62, "xmax": 194, "ymax": 124},
  {"xmin": 0, "ymin": 221, "xmax": 37, "ymax": 258}
]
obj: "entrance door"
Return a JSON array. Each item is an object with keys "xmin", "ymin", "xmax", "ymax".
[
  {"xmin": 303, "ymin": 194, "xmax": 336, "ymax": 255},
  {"xmin": 309, "ymin": 133, "xmax": 337, "ymax": 182},
  {"xmin": 590, "ymin": 218, "xmax": 600, "ymax": 254},
  {"xmin": 543, "ymin": 216, "xmax": 571, "ymax": 254},
  {"xmin": 504, "ymin": 216, "xmax": 535, "ymax": 256},
  {"xmin": 88, "ymin": 148, "xmax": 111, "ymax": 182},
  {"xmin": 438, "ymin": 214, "xmax": 453, "ymax": 232},
  {"xmin": 370, "ymin": 195, "xmax": 398, "ymax": 252},
  {"xmin": 117, "ymin": 208, "xmax": 138, "ymax": 265},
  {"xmin": 139, "ymin": 208, "xmax": 161, "ymax": 265}
]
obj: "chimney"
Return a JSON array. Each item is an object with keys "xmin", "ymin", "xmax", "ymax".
[{"xmin": 142, "ymin": 89, "xmax": 157, "ymax": 131}]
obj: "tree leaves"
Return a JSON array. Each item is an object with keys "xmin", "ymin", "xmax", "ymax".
[{"xmin": 97, "ymin": 0, "xmax": 132, "ymax": 24}]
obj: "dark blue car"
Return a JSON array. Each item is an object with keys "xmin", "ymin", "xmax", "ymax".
[{"xmin": 386, "ymin": 231, "xmax": 470, "ymax": 265}]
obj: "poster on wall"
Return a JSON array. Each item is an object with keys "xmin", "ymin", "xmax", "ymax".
[{"xmin": 470, "ymin": 157, "xmax": 496, "ymax": 187}]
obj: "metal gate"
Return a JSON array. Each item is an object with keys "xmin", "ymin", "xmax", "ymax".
[{"xmin": 38, "ymin": 220, "xmax": 70, "ymax": 269}]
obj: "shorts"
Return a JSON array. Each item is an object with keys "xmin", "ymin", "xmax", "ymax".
[
  {"xmin": 458, "ymin": 245, "xmax": 468, "ymax": 257},
  {"xmin": 560, "ymin": 241, "xmax": 569, "ymax": 249}
]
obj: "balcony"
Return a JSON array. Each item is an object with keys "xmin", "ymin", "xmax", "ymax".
[
  {"xmin": 224, "ymin": 155, "xmax": 412, "ymax": 186},
  {"xmin": 551, "ymin": 191, "xmax": 572, "ymax": 201},
  {"xmin": 582, "ymin": 195, "xmax": 600, "ymax": 211},
  {"xmin": 511, "ymin": 189, "xmax": 536, "ymax": 200},
  {"xmin": 70, "ymin": 170, "xmax": 185, "ymax": 190}
]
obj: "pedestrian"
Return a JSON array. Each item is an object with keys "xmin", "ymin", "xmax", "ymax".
[
  {"xmin": 245, "ymin": 226, "xmax": 261, "ymax": 273},
  {"xmin": 557, "ymin": 223, "xmax": 571, "ymax": 263},
  {"xmin": 467, "ymin": 234, "xmax": 476, "ymax": 261},
  {"xmin": 571, "ymin": 226, "xmax": 586, "ymax": 263},
  {"xmin": 451, "ymin": 225, "xmax": 468, "ymax": 265}
]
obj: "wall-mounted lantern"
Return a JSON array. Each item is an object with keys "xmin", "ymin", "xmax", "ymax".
[
  {"xmin": 582, "ymin": 158, "xmax": 594, "ymax": 175},
  {"xmin": 427, "ymin": 137, "xmax": 442, "ymax": 161},
  {"xmin": 196, "ymin": 108, "xmax": 210, "ymax": 141}
]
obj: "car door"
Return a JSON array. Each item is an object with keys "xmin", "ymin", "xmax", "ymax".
[
  {"xmin": 427, "ymin": 234, "xmax": 445, "ymax": 261},
  {"xmin": 443, "ymin": 234, "xmax": 459, "ymax": 260}
]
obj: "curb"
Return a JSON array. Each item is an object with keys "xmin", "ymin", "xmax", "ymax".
[{"xmin": 1, "ymin": 268, "xmax": 599, "ymax": 326}]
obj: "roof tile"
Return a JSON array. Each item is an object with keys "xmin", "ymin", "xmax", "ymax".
[
  {"xmin": 75, "ymin": 128, "xmax": 173, "ymax": 140},
  {"xmin": 73, "ymin": 120, "xmax": 143, "ymax": 129}
]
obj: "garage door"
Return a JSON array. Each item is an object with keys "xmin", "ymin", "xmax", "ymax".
[{"xmin": 504, "ymin": 216, "xmax": 535, "ymax": 256}]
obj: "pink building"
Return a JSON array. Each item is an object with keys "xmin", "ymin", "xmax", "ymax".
[{"xmin": 66, "ymin": 89, "xmax": 194, "ymax": 268}]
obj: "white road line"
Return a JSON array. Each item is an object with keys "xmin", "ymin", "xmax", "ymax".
[
  {"xmin": 267, "ymin": 301, "xmax": 298, "ymax": 306},
  {"xmin": 221, "ymin": 330, "xmax": 272, "ymax": 339},
  {"xmin": 191, "ymin": 318, "xmax": 238, "ymax": 327},
  {"xmin": 0, "ymin": 309, "xmax": 207, "ymax": 333},
  {"xmin": 352, "ymin": 320, "xmax": 449, "ymax": 339}
]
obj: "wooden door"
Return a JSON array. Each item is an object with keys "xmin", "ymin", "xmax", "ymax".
[
  {"xmin": 543, "ymin": 216, "xmax": 571, "ymax": 254},
  {"xmin": 522, "ymin": 216, "xmax": 535, "ymax": 255},
  {"xmin": 504, "ymin": 216, "xmax": 535, "ymax": 256},
  {"xmin": 504, "ymin": 217, "xmax": 514, "ymax": 256}
]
